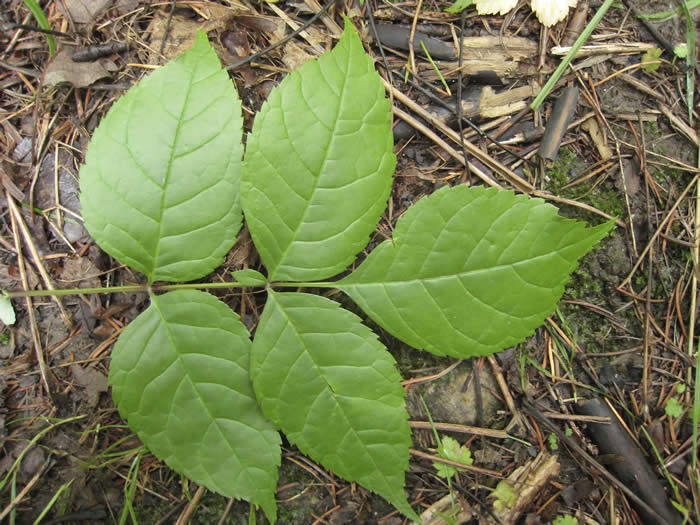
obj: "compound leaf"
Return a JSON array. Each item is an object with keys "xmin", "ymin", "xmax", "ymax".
[
  {"xmin": 109, "ymin": 290, "xmax": 281, "ymax": 521},
  {"xmin": 339, "ymin": 186, "xmax": 613, "ymax": 357},
  {"xmin": 241, "ymin": 20, "xmax": 394, "ymax": 281},
  {"xmin": 250, "ymin": 291, "xmax": 418, "ymax": 521},
  {"xmin": 80, "ymin": 31, "xmax": 244, "ymax": 283}
]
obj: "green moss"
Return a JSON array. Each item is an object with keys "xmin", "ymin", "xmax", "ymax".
[{"xmin": 544, "ymin": 147, "xmax": 624, "ymax": 222}]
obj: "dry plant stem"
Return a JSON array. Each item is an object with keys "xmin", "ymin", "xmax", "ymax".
[
  {"xmin": 643, "ymin": 244, "xmax": 654, "ymax": 419},
  {"xmin": 659, "ymin": 103, "xmax": 699, "ymax": 146},
  {"xmin": 490, "ymin": 452, "xmax": 560, "ymax": 525},
  {"xmin": 409, "ymin": 449, "xmax": 503, "ymax": 478},
  {"xmin": 216, "ymin": 499, "xmax": 236, "ymax": 525},
  {"xmin": 487, "ymin": 355, "xmax": 530, "ymax": 433},
  {"xmin": 409, "ymin": 421, "xmax": 509, "ymax": 439},
  {"xmin": 6, "ymin": 194, "xmax": 71, "ymax": 326},
  {"xmin": 523, "ymin": 401, "xmax": 673, "ymax": 524},
  {"xmin": 391, "ymin": 105, "xmax": 500, "ymax": 189},
  {"xmin": 7, "ymin": 190, "xmax": 54, "ymax": 397},
  {"xmin": 621, "ymin": 173, "xmax": 700, "ymax": 287},
  {"xmin": 692, "ymin": 148, "xmax": 700, "ymax": 473},
  {"xmin": 266, "ymin": 3, "xmax": 325, "ymax": 55},
  {"xmin": 0, "ymin": 460, "xmax": 50, "ymax": 521},
  {"xmin": 303, "ymin": 0, "xmax": 342, "ymax": 35},
  {"xmin": 407, "ymin": 0, "xmax": 422, "ymax": 75},
  {"xmin": 401, "ymin": 359, "xmax": 462, "ymax": 387},
  {"xmin": 385, "ymin": 80, "xmax": 533, "ymax": 193},
  {"xmin": 550, "ymin": 42, "xmax": 655, "ymax": 57},
  {"xmin": 175, "ymin": 484, "xmax": 206, "ymax": 525}
]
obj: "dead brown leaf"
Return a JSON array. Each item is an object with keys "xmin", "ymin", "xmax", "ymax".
[
  {"xmin": 44, "ymin": 49, "xmax": 117, "ymax": 88},
  {"xmin": 58, "ymin": 0, "xmax": 111, "ymax": 25},
  {"xmin": 70, "ymin": 364, "xmax": 108, "ymax": 407}
]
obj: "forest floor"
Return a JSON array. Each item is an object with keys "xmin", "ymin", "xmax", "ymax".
[{"xmin": 0, "ymin": 0, "xmax": 699, "ymax": 523}]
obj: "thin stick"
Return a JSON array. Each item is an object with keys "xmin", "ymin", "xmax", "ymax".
[
  {"xmin": 384, "ymin": 80, "xmax": 533, "ymax": 192},
  {"xmin": 174, "ymin": 484, "xmax": 206, "ymax": 525},
  {"xmin": 0, "ymin": 461, "xmax": 50, "ymax": 521},
  {"xmin": 620, "ymin": 173, "xmax": 700, "ymax": 287},
  {"xmin": 391, "ymin": 106, "xmax": 500, "ymax": 189},
  {"xmin": 6, "ymin": 195, "xmax": 72, "ymax": 327},
  {"xmin": 226, "ymin": 0, "xmax": 339, "ymax": 71},
  {"xmin": 408, "ymin": 0, "xmax": 423, "ymax": 77},
  {"xmin": 6, "ymin": 190, "xmax": 53, "ymax": 397},
  {"xmin": 690, "ymin": 148, "xmax": 700, "ymax": 473},
  {"xmin": 531, "ymin": 0, "xmax": 616, "ymax": 109},
  {"xmin": 409, "ymin": 421, "xmax": 509, "ymax": 439}
]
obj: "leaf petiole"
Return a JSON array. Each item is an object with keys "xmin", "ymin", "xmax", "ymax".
[{"xmin": 5, "ymin": 281, "xmax": 250, "ymax": 298}]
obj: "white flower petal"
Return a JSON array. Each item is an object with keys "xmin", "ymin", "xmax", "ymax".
[
  {"xmin": 475, "ymin": 0, "xmax": 519, "ymax": 15},
  {"xmin": 531, "ymin": 0, "xmax": 576, "ymax": 26}
]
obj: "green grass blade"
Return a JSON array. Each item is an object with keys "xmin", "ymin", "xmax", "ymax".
[
  {"xmin": 21, "ymin": 0, "xmax": 56, "ymax": 56},
  {"xmin": 531, "ymin": 0, "xmax": 615, "ymax": 109},
  {"xmin": 420, "ymin": 41, "xmax": 451, "ymax": 95},
  {"xmin": 32, "ymin": 479, "xmax": 74, "ymax": 525},
  {"xmin": 0, "ymin": 415, "xmax": 85, "ymax": 493},
  {"xmin": 678, "ymin": 0, "xmax": 695, "ymax": 123}
]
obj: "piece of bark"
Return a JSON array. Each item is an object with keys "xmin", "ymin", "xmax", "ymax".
[
  {"xmin": 578, "ymin": 398, "xmax": 682, "ymax": 525},
  {"xmin": 72, "ymin": 42, "xmax": 128, "ymax": 62},
  {"xmin": 550, "ymin": 42, "xmax": 655, "ymax": 57},
  {"xmin": 581, "ymin": 118, "xmax": 613, "ymax": 160},
  {"xmin": 562, "ymin": 0, "xmax": 589, "ymax": 46},
  {"xmin": 539, "ymin": 87, "xmax": 579, "ymax": 161},
  {"xmin": 373, "ymin": 24, "xmax": 456, "ymax": 60},
  {"xmin": 419, "ymin": 493, "xmax": 473, "ymax": 525},
  {"xmin": 483, "ymin": 452, "xmax": 560, "ymax": 525},
  {"xmin": 417, "ymin": 36, "xmax": 543, "ymax": 83}
]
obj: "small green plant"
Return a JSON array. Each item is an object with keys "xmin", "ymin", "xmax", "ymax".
[
  {"xmin": 553, "ymin": 515, "xmax": 578, "ymax": 525},
  {"xmin": 492, "ymin": 480, "xmax": 517, "ymax": 511},
  {"xmin": 434, "ymin": 436, "xmax": 473, "ymax": 479},
  {"xmin": 665, "ymin": 384, "xmax": 686, "ymax": 418},
  {"xmin": 5, "ymin": 20, "xmax": 612, "ymax": 522}
]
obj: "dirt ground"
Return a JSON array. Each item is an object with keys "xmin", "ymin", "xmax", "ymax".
[{"xmin": 1, "ymin": 0, "xmax": 699, "ymax": 523}]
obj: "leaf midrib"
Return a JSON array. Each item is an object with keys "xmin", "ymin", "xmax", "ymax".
[
  {"xmin": 270, "ymin": 291, "xmax": 399, "ymax": 493},
  {"xmin": 149, "ymin": 293, "xmax": 248, "ymax": 474},
  {"xmin": 342, "ymin": 249, "xmax": 569, "ymax": 288},
  {"xmin": 148, "ymin": 63, "xmax": 198, "ymax": 283},
  {"xmin": 269, "ymin": 51, "xmax": 353, "ymax": 280}
]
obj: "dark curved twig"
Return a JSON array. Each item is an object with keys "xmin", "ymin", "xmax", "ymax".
[{"xmin": 226, "ymin": 0, "xmax": 340, "ymax": 71}]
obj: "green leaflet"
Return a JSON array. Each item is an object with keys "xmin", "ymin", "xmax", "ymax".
[
  {"xmin": 339, "ymin": 186, "xmax": 614, "ymax": 357},
  {"xmin": 0, "ymin": 292, "xmax": 15, "ymax": 326},
  {"xmin": 109, "ymin": 290, "xmax": 281, "ymax": 521},
  {"xmin": 241, "ymin": 21, "xmax": 394, "ymax": 282},
  {"xmin": 80, "ymin": 31, "xmax": 244, "ymax": 283},
  {"xmin": 250, "ymin": 291, "xmax": 419, "ymax": 521},
  {"xmin": 232, "ymin": 268, "xmax": 268, "ymax": 286}
]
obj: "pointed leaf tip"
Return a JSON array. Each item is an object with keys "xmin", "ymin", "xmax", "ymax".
[
  {"xmin": 80, "ymin": 33, "xmax": 244, "ymax": 283},
  {"xmin": 251, "ymin": 291, "xmax": 419, "ymax": 521},
  {"xmin": 241, "ymin": 20, "xmax": 395, "ymax": 281},
  {"xmin": 340, "ymin": 185, "xmax": 613, "ymax": 358},
  {"xmin": 109, "ymin": 290, "xmax": 281, "ymax": 521}
]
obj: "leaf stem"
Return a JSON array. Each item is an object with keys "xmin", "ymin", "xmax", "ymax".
[
  {"xmin": 5, "ymin": 281, "xmax": 248, "ymax": 298},
  {"xmin": 271, "ymin": 281, "xmax": 338, "ymax": 289}
]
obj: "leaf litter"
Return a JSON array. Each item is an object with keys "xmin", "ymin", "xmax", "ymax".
[{"xmin": 0, "ymin": 0, "xmax": 698, "ymax": 523}]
